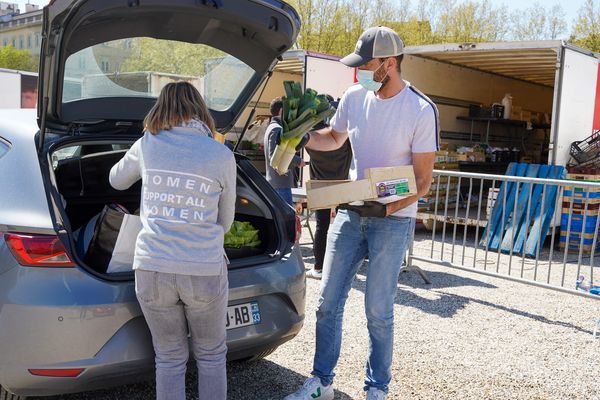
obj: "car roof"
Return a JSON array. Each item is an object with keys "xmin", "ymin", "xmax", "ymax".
[{"xmin": 0, "ymin": 109, "xmax": 38, "ymax": 140}]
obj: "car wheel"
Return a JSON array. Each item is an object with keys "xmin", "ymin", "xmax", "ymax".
[
  {"xmin": 0, "ymin": 386, "xmax": 26, "ymax": 400},
  {"xmin": 237, "ymin": 346, "xmax": 278, "ymax": 362}
]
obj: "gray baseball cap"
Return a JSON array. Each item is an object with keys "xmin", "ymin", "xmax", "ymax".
[{"xmin": 340, "ymin": 26, "xmax": 405, "ymax": 67}]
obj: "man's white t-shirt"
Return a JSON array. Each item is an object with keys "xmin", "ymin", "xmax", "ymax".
[{"xmin": 330, "ymin": 80, "xmax": 439, "ymax": 218}]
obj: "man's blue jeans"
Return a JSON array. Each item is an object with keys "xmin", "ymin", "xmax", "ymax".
[{"xmin": 311, "ymin": 209, "xmax": 416, "ymax": 394}]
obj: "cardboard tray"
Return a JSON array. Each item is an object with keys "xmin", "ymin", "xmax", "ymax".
[{"xmin": 306, "ymin": 166, "xmax": 417, "ymax": 210}]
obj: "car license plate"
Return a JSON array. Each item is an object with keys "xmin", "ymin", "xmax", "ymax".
[{"xmin": 226, "ymin": 301, "xmax": 261, "ymax": 330}]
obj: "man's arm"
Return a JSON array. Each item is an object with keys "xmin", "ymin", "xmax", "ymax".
[
  {"xmin": 306, "ymin": 126, "xmax": 349, "ymax": 152},
  {"xmin": 385, "ymin": 151, "xmax": 435, "ymax": 215}
]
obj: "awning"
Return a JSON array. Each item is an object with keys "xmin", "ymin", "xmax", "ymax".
[{"xmin": 403, "ymin": 41, "xmax": 568, "ymax": 87}]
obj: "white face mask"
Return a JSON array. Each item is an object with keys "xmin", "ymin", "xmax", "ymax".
[{"xmin": 356, "ymin": 62, "xmax": 388, "ymax": 92}]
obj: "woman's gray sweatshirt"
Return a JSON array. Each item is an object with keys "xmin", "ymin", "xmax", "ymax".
[{"xmin": 109, "ymin": 125, "xmax": 236, "ymax": 276}]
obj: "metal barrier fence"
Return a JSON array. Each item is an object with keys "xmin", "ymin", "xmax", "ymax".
[{"xmin": 408, "ymin": 169, "xmax": 600, "ymax": 300}]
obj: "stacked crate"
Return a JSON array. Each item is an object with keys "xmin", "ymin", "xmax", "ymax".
[
  {"xmin": 418, "ymin": 150, "xmax": 460, "ymax": 212},
  {"xmin": 560, "ymin": 173, "xmax": 600, "ymax": 253}
]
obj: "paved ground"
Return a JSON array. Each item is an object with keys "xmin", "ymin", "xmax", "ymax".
[{"xmin": 33, "ymin": 225, "xmax": 600, "ymax": 400}]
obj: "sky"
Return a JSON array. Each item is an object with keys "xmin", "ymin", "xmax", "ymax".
[
  {"xmin": 482, "ymin": 0, "xmax": 584, "ymax": 26},
  {"xmin": 14, "ymin": 0, "xmax": 586, "ymax": 31}
]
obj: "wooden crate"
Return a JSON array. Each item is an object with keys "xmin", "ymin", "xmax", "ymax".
[
  {"xmin": 486, "ymin": 188, "xmax": 499, "ymax": 219},
  {"xmin": 559, "ymin": 239, "xmax": 600, "ymax": 252},
  {"xmin": 566, "ymin": 173, "xmax": 600, "ymax": 181}
]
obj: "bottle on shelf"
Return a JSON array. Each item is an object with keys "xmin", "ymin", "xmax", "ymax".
[{"xmin": 502, "ymin": 93, "xmax": 513, "ymax": 119}]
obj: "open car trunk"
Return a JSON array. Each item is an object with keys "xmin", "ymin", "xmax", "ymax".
[{"xmin": 51, "ymin": 141, "xmax": 282, "ymax": 278}]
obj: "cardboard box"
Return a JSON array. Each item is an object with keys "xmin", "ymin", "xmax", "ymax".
[
  {"xmin": 435, "ymin": 150, "xmax": 448, "ymax": 164},
  {"xmin": 447, "ymin": 151, "xmax": 460, "ymax": 163},
  {"xmin": 306, "ymin": 166, "xmax": 417, "ymax": 210},
  {"xmin": 455, "ymin": 153, "xmax": 469, "ymax": 162},
  {"xmin": 467, "ymin": 151, "xmax": 485, "ymax": 162},
  {"xmin": 510, "ymin": 105, "xmax": 523, "ymax": 121}
]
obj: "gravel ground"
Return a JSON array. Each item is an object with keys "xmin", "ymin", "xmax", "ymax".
[{"xmin": 33, "ymin": 224, "xmax": 600, "ymax": 400}]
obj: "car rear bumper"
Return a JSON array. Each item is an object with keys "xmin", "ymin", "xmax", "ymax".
[{"xmin": 0, "ymin": 248, "xmax": 305, "ymax": 397}]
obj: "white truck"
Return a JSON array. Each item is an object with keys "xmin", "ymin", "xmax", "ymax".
[
  {"xmin": 0, "ymin": 68, "xmax": 38, "ymax": 109},
  {"xmin": 81, "ymin": 71, "xmax": 201, "ymax": 99},
  {"xmin": 401, "ymin": 40, "xmax": 600, "ymax": 170},
  {"xmin": 237, "ymin": 41, "xmax": 600, "ymax": 180}
]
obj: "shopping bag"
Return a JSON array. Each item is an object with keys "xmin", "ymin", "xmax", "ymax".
[{"xmin": 107, "ymin": 214, "xmax": 142, "ymax": 273}]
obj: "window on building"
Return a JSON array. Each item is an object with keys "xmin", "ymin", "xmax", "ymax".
[
  {"xmin": 101, "ymin": 59, "xmax": 110, "ymax": 72},
  {"xmin": 35, "ymin": 33, "xmax": 39, "ymax": 47},
  {"xmin": 19, "ymin": 35, "xmax": 23, "ymax": 48},
  {"xmin": 2, "ymin": 39, "xmax": 7, "ymax": 47},
  {"xmin": 27, "ymin": 35, "xmax": 31, "ymax": 48},
  {"xmin": 11, "ymin": 38, "xmax": 16, "ymax": 47}
]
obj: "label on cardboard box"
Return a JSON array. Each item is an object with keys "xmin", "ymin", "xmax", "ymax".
[{"xmin": 376, "ymin": 178, "xmax": 409, "ymax": 197}]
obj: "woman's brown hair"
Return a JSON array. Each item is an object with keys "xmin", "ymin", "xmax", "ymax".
[{"xmin": 144, "ymin": 81, "xmax": 215, "ymax": 135}]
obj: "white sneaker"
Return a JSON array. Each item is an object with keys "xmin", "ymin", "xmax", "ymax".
[
  {"xmin": 366, "ymin": 388, "xmax": 387, "ymax": 400},
  {"xmin": 284, "ymin": 377, "xmax": 334, "ymax": 400},
  {"xmin": 306, "ymin": 268, "xmax": 323, "ymax": 280}
]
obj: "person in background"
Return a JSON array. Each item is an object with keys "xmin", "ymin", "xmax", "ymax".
[
  {"xmin": 285, "ymin": 26, "xmax": 438, "ymax": 400},
  {"xmin": 304, "ymin": 96, "xmax": 352, "ymax": 280},
  {"xmin": 20, "ymin": 76, "xmax": 38, "ymax": 109},
  {"xmin": 109, "ymin": 82, "xmax": 236, "ymax": 400},
  {"xmin": 264, "ymin": 97, "xmax": 307, "ymax": 207}
]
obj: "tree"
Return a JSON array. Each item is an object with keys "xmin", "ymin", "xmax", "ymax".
[
  {"xmin": 547, "ymin": 4, "xmax": 568, "ymax": 40},
  {"xmin": 572, "ymin": 0, "xmax": 600, "ymax": 52},
  {"xmin": 281, "ymin": 0, "xmax": 592, "ymax": 56},
  {"xmin": 121, "ymin": 38, "xmax": 222, "ymax": 76},
  {"xmin": 435, "ymin": 0, "xmax": 509, "ymax": 43},
  {"xmin": 0, "ymin": 45, "xmax": 37, "ymax": 72},
  {"xmin": 512, "ymin": 2, "xmax": 567, "ymax": 41}
]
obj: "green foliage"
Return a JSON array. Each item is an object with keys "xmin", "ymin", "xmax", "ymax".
[
  {"xmin": 0, "ymin": 45, "xmax": 37, "ymax": 72},
  {"xmin": 285, "ymin": 0, "xmax": 600, "ymax": 55},
  {"xmin": 121, "ymin": 38, "xmax": 223, "ymax": 76},
  {"xmin": 571, "ymin": 0, "xmax": 600, "ymax": 53},
  {"xmin": 224, "ymin": 221, "xmax": 261, "ymax": 248}
]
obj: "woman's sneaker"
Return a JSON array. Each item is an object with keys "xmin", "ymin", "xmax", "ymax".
[
  {"xmin": 284, "ymin": 377, "xmax": 334, "ymax": 400},
  {"xmin": 306, "ymin": 268, "xmax": 323, "ymax": 280}
]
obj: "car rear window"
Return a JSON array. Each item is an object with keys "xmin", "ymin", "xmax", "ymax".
[
  {"xmin": 62, "ymin": 37, "xmax": 255, "ymax": 112},
  {"xmin": 0, "ymin": 138, "xmax": 10, "ymax": 160},
  {"xmin": 51, "ymin": 144, "xmax": 133, "ymax": 169}
]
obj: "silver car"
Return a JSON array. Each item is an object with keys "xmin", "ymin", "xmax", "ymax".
[{"xmin": 0, "ymin": 1, "xmax": 305, "ymax": 398}]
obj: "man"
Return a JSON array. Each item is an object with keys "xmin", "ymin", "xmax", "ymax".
[
  {"xmin": 305, "ymin": 97, "xmax": 352, "ymax": 280},
  {"xmin": 21, "ymin": 76, "xmax": 38, "ymax": 109},
  {"xmin": 284, "ymin": 27, "xmax": 438, "ymax": 400},
  {"xmin": 264, "ymin": 97, "xmax": 304, "ymax": 206}
]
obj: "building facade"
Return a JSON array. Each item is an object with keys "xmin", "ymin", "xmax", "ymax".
[{"xmin": 0, "ymin": 3, "xmax": 42, "ymax": 56}]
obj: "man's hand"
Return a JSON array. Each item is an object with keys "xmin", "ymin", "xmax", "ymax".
[
  {"xmin": 385, "ymin": 152, "xmax": 436, "ymax": 215},
  {"xmin": 338, "ymin": 201, "xmax": 388, "ymax": 218},
  {"xmin": 295, "ymin": 133, "xmax": 310, "ymax": 151}
]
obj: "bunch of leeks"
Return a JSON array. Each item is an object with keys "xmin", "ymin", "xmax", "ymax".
[{"xmin": 269, "ymin": 81, "xmax": 335, "ymax": 175}]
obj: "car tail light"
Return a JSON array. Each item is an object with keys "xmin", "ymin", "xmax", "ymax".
[
  {"xmin": 4, "ymin": 233, "xmax": 75, "ymax": 267},
  {"xmin": 29, "ymin": 368, "xmax": 84, "ymax": 378},
  {"xmin": 295, "ymin": 215, "xmax": 302, "ymax": 242}
]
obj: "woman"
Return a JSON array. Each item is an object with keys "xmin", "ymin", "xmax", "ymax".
[{"xmin": 109, "ymin": 81, "xmax": 236, "ymax": 400}]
